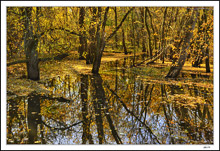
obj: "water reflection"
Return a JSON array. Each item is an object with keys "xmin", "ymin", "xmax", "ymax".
[{"xmin": 7, "ymin": 57, "xmax": 213, "ymax": 144}]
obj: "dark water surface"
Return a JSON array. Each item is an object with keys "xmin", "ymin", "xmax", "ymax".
[{"xmin": 7, "ymin": 55, "xmax": 213, "ymax": 144}]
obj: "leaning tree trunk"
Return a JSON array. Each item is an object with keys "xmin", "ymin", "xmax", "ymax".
[
  {"xmin": 92, "ymin": 7, "xmax": 134, "ymax": 74},
  {"xmin": 166, "ymin": 8, "xmax": 198, "ymax": 78},
  {"xmin": 92, "ymin": 7, "xmax": 109, "ymax": 74},
  {"xmin": 24, "ymin": 7, "xmax": 40, "ymax": 81}
]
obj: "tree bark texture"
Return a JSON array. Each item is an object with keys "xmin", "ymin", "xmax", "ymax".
[
  {"xmin": 160, "ymin": 7, "xmax": 167, "ymax": 64},
  {"xmin": 78, "ymin": 7, "xmax": 87, "ymax": 60},
  {"xmin": 114, "ymin": 7, "xmax": 118, "ymax": 49},
  {"xmin": 122, "ymin": 28, "xmax": 128, "ymax": 55},
  {"xmin": 92, "ymin": 7, "xmax": 133, "ymax": 74},
  {"xmin": 145, "ymin": 8, "xmax": 153, "ymax": 58},
  {"xmin": 140, "ymin": 7, "xmax": 146, "ymax": 52},
  {"xmin": 166, "ymin": 8, "xmax": 198, "ymax": 78},
  {"xmin": 87, "ymin": 7, "xmax": 97, "ymax": 64},
  {"xmin": 204, "ymin": 9, "xmax": 211, "ymax": 73},
  {"xmin": 24, "ymin": 7, "xmax": 40, "ymax": 81}
]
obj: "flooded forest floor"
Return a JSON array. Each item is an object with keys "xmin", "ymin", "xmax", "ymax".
[
  {"xmin": 7, "ymin": 51, "xmax": 213, "ymax": 97},
  {"xmin": 6, "ymin": 51, "xmax": 214, "ymax": 144}
]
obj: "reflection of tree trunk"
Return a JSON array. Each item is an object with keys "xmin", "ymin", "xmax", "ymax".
[
  {"xmin": 27, "ymin": 93, "xmax": 41, "ymax": 144},
  {"xmin": 91, "ymin": 74, "xmax": 104, "ymax": 144},
  {"xmin": 91, "ymin": 74, "xmax": 122, "ymax": 144},
  {"xmin": 81, "ymin": 75, "xmax": 94, "ymax": 144},
  {"xmin": 106, "ymin": 83, "xmax": 161, "ymax": 144},
  {"xmin": 166, "ymin": 9, "xmax": 198, "ymax": 78},
  {"xmin": 161, "ymin": 84, "xmax": 174, "ymax": 144},
  {"xmin": 7, "ymin": 98, "xmax": 20, "ymax": 144}
]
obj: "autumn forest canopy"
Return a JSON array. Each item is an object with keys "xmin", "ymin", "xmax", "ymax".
[
  {"xmin": 7, "ymin": 6, "xmax": 213, "ymax": 79},
  {"xmin": 6, "ymin": 6, "xmax": 214, "ymax": 145}
]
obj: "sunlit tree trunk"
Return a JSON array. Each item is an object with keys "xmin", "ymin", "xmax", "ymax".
[{"xmin": 166, "ymin": 9, "xmax": 198, "ymax": 78}]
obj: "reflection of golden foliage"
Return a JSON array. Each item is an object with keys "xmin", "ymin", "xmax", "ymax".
[{"xmin": 169, "ymin": 94, "xmax": 205, "ymax": 108}]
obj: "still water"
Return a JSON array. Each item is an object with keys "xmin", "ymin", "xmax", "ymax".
[{"xmin": 7, "ymin": 55, "xmax": 213, "ymax": 144}]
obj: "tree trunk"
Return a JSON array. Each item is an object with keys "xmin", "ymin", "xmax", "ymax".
[
  {"xmin": 122, "ymin": 28, "xmax": 128, "ymax": 55},
  {"xmin": 131, "ymin": 11, "xmax": 135, "ymax": 52},
  {"xmin": 24, "ymin": 7, "xmax": 40, "ymax": 81},
  {"xmin": 92, "ymin": 7, "xmax": 109, "ymax": 74},
  {"xmin": 204, "ymin": 9, "xmax": 211, "ymax": 73},
  {"xmin": 92, "ymin": 7, "xmax": 133, "ymax": 74},
  {"xmin": 140, "ymin": 7, "xmax": 146, "ymax": 52},
  {"xmin": 160, "ymin": 7, "xmax": 167, "ymax": 64},
  {"xmin": 25, "ymin": 36, "xmax": 40, "ymax": 80},
  {"xmin": 78, "ymin": 7, "xmax": 86, "ymax": 60},
  {"xmin": 114, "ymin": 7, "xmax": 118, "ymax": 49},
  {"xmin": 166, "ymin": 9, "xmax": 198, "ymax": 78},
  {"xmin": 192, "ymin": 10, "xmax": 204, "ymax": 67},
  {"xmin": 87, "ymin": 7, "xmax": 97, "ymax": 64},
  {"xmin": 146, "ymin": 8, "xmax": 157, "ymax": 51},
  {"xmin": 145, "ymin": 8, "xmax": 153, "ymax": 58}
]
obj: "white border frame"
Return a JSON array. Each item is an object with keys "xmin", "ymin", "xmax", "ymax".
[{"xmin": 1, "ymin": 1, "xmax": 219, "ymax": 150}]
